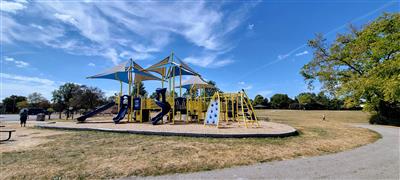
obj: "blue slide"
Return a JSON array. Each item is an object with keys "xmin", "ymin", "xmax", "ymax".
[
  {"xmin": 151, "ymin": 88, "xmax": 171, "ymax": 125},
  {"xmin": 151, "ymin": 101, "xmax": 171, "ymax": 125},
  {"xmin": 113, "ymin": 106, "xmax": 128, "ymax": 123},
  {"xmin": 77, "ymin": 102, "xmax": 115, "ymax": 122}
]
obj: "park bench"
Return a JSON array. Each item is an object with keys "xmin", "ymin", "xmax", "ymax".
[{"xmin": 0, "ymin": 129, "xmax": 16, "ymax": 142}]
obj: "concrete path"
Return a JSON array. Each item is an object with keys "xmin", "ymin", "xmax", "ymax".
[{"xmin": 137, "ymin": 124, "xmax": 399, "ymax": 179}]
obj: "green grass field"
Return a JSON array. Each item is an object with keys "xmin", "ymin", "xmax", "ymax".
[{"xmin": 0, "ymin": 110, "xmax": 380, "ymax": 179}]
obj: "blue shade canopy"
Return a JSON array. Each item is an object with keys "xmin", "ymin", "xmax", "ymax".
[
  {"xmin": 88, "ymin": 60, "xmax": 162, "ymax": 83},
  {"xmin": 88, "ymin": 61, "xmax": 130, "ymax": 83},
  {"xmin": 145, "ymin": 55, "xmax": 199, "ymax": 79}
]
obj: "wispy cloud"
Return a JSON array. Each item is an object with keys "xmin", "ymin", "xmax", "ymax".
[
  {"xmin": 238, "ymin": 81, "xmax": 253, "ymax": 90},
  {"xmin": 295, "ymin": 50, "xmax": 309, "ymax": 56},
  {"xmin": 2, "ymin": 56, "xmax": 29, "ymax": 68},
  {"xmin": 277, "ymin": 54, "xmax": 290, "ymax": 60},
  {"xmin": 2, "ymin": 1, "xmax": 258, "ymax": 66},
  {"xmin": 0, "ymin": 72, "xmax": 58, "ymax": 100},
  {"xmin": 88, "ymin": 62, "xmax": 95, "ymax": 67},
  {"xmin": 183, "ymin": 54, "xmax": 234, "ymax": 68},
  {"xmin": 0, "ymin": 0, "xmax": 27, "ymax": 13},
  {"xmin": 257, "ymin": 90, "xmax": 273, "ymax": 98}
]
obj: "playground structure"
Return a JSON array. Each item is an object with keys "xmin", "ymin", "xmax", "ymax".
[{"xmin": 77, "ymin": 52, "xmax": 260, "ymax": 128}]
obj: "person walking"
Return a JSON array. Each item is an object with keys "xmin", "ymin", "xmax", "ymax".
[{"xmin": 19, "ymin": 108, "xmax": 28, "ymax": 127}]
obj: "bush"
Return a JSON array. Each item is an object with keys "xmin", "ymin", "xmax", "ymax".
[{"xmin": 369, "ymin": 113, "xmax": 400, "ymax": 126}]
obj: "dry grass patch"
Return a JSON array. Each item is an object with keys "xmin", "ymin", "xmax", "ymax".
[{"xmin": 0, "ymin": 110, "xmax": 380, "ymax": 179}]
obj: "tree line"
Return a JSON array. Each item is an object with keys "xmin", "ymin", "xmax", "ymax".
[
  {"xmin": 1, "ymin": 83, "xmax": 109, "ymax": 119},
  {"xmin": 251, "ymin": 92, "xmax": 357, "ymax": 110}
]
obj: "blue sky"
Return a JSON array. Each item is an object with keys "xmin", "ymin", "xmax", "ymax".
[{"xmin": 1, "ymin": 0, "xmax": 399, "ymax": 100}]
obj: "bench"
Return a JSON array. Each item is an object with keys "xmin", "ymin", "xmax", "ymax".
[{"xmin": 0, "ymin": 129, "xmax": 16, "ymax": 142}]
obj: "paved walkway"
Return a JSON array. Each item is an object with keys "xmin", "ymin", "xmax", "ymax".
[{"xmin": 137, "ymin": 124, "xmax": 399, "ymax": 179}]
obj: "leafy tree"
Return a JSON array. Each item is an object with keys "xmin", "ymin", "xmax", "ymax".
[
  {"xmin": 16, "ymin": 100, "xmax": 29, "ymax": 109},
  {"xmin": 52, "ymin": 102, "xmax": 64, "ymax": 119},
  {"xmin": 262, "ymin": 97, "xmax": 270, "ymax": 107},
  {"xmin": 297, "ymin": 93, "xmax": 316, "ymax": 106},
  {"xmin": 107, "ymin": 95, "xmax": 116, "ymax": 103},
  {"xmin": 328, "ymin": 98, "xmax": 344, "ymax": 110},
  {"xmin": 38, "ymin": 100, "xmax": 51, "ymax": 109},
  {"xmin": 2, "ymin": 95, "xmax": 26, "ymax": 113},
  {"xmin": 52, "ymin": 83, "xmax": 81, "ymax": 119},
  {"xmin": 47, "ymin": 108, "xmax": 54, "ymax": 120},
  {"xmin": 149, "ymin": 91, "xmax": 158, "ymax": 99},
  {"xmin": 132, "ymin": 82, "xmax": 147, "ymax": 97},
  {"xmin": 253, "ymin": 95, "xmax": 265, "ymax": 106},
  {"xmin": 27, "ymin": 92, "xmax": 46, "ymax": 107},
  {"xmin": 301, "ymin": 13, "xmax": 400, "ymax": 124},
  {"xmin": 70, "ymin": 85, "xmax": 106, "ymax": 111},
  {"xmin": 270, "ymin": 94, "xmax": 293, "ymax": 109},
  {"xmin": 202, "ymin": 80, "xmax": 222, "ymax": 97},
  {"xmin": 316, "ymin": 92, "xmax": 330, "ymax": 108}
]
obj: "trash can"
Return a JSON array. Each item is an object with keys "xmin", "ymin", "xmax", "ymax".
[{"xmin": 36, "ymin": 113, "xmax": 45, "ymax": 121}]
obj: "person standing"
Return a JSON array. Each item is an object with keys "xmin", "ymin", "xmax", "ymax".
[{"xmin": 19, "ymin": 108, "xmax": 28, "ymax": 127}]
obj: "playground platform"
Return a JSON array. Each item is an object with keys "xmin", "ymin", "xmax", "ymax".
[{"xmin": 36, "ymin": 120, "xmax": 297, "ymax": 138}]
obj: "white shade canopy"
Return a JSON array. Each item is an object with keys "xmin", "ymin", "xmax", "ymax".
[{"xmin": 175, "ymin": 75, "xmax": 214, "ymax": 89}]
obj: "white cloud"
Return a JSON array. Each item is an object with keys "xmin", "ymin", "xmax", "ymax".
[
  {"xmin": 183, "ymin": 54, "xmax": 234, "ymax": 68},
  {"xmin": 248, "ymin": 24, "xmax": 254, "ymax": 30},
  {"xmin": 2, "ymin": 1, "xmax": 258, "ymax": 66},
  {"xmin": 30, "ymin": 24, "xmax": 44, "ymax": 30},
  {"xmin": 0, "ymin": 73, "xmax": 58, "ymax": 100},
  {"xmin": 278, "ymin": 54, "xmax": 290, "ymax": 60},
  {"xmin": 295, "ymin": 50, "xmax": 309, "ymax": 56},
  {"xmin": 2, "ymin": 56, "xmax": 29, "ymax": 68},
  {"xmin": 0, "ymin": 0, "xmax": 28, "ymax": 13},
  {"xmin": 14, "ymin": 60, "xmax": 29, "ymax": 68},
  {"xmin": 257, "ymin": 90, "xmax": 273, "ymax": 97},
  {"xmin": 238, "ymin": 81, "xmax": 253, "ymax": 90},
  {"xmin": 4, "ymin": 57, "xmax": 14, "ymax": 61},
  {"xmin": 0, "ymin": 73, "xmax": 54, "ymax": 86},
  {"xmin": 88, "ymin": 62, "xmax": 95, "ymax": 67},
  {"xmin": 104, "ymin": 90, "xmax": 118, "ymax": 97},
  {"xmin": 54, "ymin": 13, "xmax": 78, "ymax": 26}
]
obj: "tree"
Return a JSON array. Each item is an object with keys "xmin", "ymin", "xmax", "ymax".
[
  {"xmin": 27, "ymin": 92, "xmax": 46, "ymax": 107},
  {"xmin": 38, "ymin": 100, "xmax": 51, "ymax": 109},
  {"xmin": 52, "ymin": 83, "xmax": 81, "ymax": 119},
  {"xmin": 253, "ymin": 95, "xmax": 265, "ymax": 106},
  {"xmin": 70, "ymin": 85, "xmax": 106, "ymax": 111},
  {"xmin": 316, "ymin": 92, "xmax": 330, "ymax": 108},
  {"xmin": 132, "ymin": 82, "xmax": 147, "ymax": 97},
  {"xmin": 262, "ymin": 97, "xmax": 270, "ymax": 107},
  {"xmin": 202, "ymin": 81, "xmax": 222, "ymax": 97},
  {"xmin": 2, "ymin": 95, "xmax": 26, "ymax": 113},
  {"xmin": 270, "ymin": 94, "xmax": 292, "ymax": 109},
  {"xmin": 297, "ymin": 93, "xmax": 316, "ymax": 106},
  {"xmin": 47, "ymin": 108, "xmax": 54, "ymax": 120},
  {"xmin": 16, "ymin": 101, "xmax": 28, "ymax": 109},
  {"xmin": 149, "ymin": 91, "xmax": 158, "ymax": 99},
  {"xmin": 301, "ymin": 13, "xmax": 400, "ymax": 124}
]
